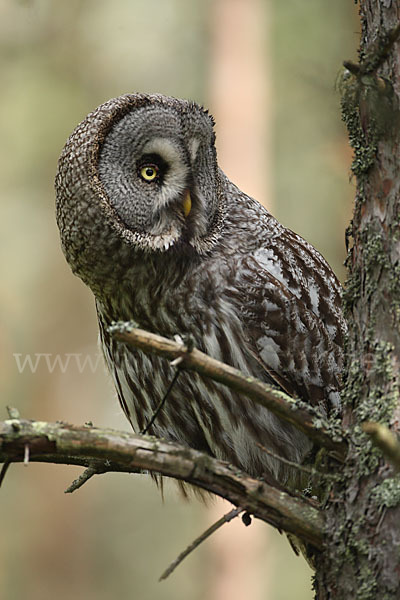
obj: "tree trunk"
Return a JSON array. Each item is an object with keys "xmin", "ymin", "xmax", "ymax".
[{"xmin": 314, "ymin": 1, "xmax": 400, "ymax": 597}]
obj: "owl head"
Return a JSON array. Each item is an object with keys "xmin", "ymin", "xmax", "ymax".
[{"xmin": 56, "ymin": 94, "xmax": 225, "ymax": 290}]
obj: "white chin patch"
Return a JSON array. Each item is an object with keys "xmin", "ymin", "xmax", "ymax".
[{"xmin": 150, "ymin": 229, "xmax": 180, "ymax": 251}]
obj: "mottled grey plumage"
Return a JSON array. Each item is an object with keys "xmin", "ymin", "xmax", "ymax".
[{"xmin": 55, "ymin": 93, "xmax": 345, "ymax": 488}]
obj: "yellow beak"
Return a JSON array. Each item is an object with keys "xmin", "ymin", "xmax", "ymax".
[{"xmin": 183, "ymin": 190, "xmax": 192, "ymax": 217}]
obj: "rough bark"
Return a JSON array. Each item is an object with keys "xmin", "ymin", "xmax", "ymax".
[
  {"xmin": 0, "ymin": 418, "xmax": 323, "ymax": 548},
  {"xmin": 313, "ymin": 1, "xmax": 400, "ymax": 597}
]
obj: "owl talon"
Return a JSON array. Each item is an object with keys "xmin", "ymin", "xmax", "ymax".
[
  {"xmin": 171, "ymin": 333, "xmax": 195, "ymax": 366},
  {"xmin": 182, "ymin": 334, "xmax": 195, "ymax": 353},
  {"xmin": 173, "ymin": 333, "xmax": 195, "ymax": 352},
  {"xmin": 108, "ymin": 320, "xmax": 139, "ymax": 336},
  {"xmin": 170, "ymin": 356, "xmax": 183, "ymax": 367}
]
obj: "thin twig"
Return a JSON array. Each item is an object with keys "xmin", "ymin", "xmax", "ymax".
[
  {"xmin": 0, "ymin": 460, "xmax": 11, "ymax": 488},
  {"xmin": 363, "ymin": 422, "xmax": 400, "ymax": 469},
  {"xmin": 255, "ymin": 442, "xmax": 338, "ymax": 482},
  {"xmin": 256, "ymin": 442, "xmax": 314, "ymax": 476},
  {"xmin": 141, "ymin": 369, "xmax": 181, "ymax": 435},
  {"xmin": 24, "ymin": 444, "xmax": 29, "ymax": 465},
  {"xmin": 6, "ymin": 406, "xmax": 20, "ymax": 419},
  {"xmin": 109, "ymin": 322, "xmax": 346, "ymax": 457},
  {"xmin": 65, "ymin": 466, "xmax": 100, "ymax": 493},
  {"xmin": 159, "ymin": 507, "xmax": 243, "ymax": 581}
]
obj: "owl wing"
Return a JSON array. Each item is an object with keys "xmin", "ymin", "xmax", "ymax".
[{"xmin": 230, "ymin": 233, "xmax": 345, "ymax": 410}]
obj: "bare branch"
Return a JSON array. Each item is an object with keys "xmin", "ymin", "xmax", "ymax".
[
  {"xmin": 65, "ymin": 465, "xmax": 101, "ymax": 493},
  {"xmin": 141, "ymin": 369, "xmax": 181, "ymax": 434},
  {"xmin": 110, "ymin": 322, "xmax": 347, "ymax": 457},
  {"xmin": 0, "ymin": 418, "xmax": 324, "ymax": 548},
  {"xmin": 6, "ymin": 406, "xmax": 20, "ymax": 419},
  {"xmin": 159, "ymin": 506, "xmax": 243, "ymax": 581},
  {"xmin": 256, "ymin": 442, "xmax": 315, "ymax": 477},
  {"xmin": 0, "ymin": 460, "xmax": 11, "ymax": 488},
  {"xmin": 363, "ymin": 422, "xmax": 400, "ymax": 469}
]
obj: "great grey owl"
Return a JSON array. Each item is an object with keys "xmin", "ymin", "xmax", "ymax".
[{"xmin": 55, "ymin": 93, "xmax": 345, "ymax": 489}]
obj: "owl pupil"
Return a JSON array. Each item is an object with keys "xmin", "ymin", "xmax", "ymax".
[{"xmin": 146, "ymin": 168, "xmax": 154, "ymax": 176}]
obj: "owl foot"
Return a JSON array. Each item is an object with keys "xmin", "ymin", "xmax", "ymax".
[
  {"xmin": 170, "ymin": 333, "xmax": 195, "ymax": 367},
  {"xmin": 107, "ymin": 319, "xmax": 140, "ymax": 335}
]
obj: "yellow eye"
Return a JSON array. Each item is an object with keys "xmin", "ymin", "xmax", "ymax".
[{"xmin": 140, "ymin": 164, "xmax": 159, "ymax": 182}]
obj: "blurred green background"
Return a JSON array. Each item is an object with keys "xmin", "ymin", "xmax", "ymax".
[{"xmin": 0, "ymin": 1, "xmax": 357, "ymax": 599}]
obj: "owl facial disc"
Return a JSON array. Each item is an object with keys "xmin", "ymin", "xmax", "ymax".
[{"xmin": 86, "ymin": 95, "xmax": 223, "ymax": 254}]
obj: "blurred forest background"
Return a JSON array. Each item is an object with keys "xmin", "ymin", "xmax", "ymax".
[{"xmin": 0, "ymin": 1, "xmax": 357, "ymax": 599}]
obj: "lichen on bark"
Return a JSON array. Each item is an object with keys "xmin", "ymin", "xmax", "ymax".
[{"xmin": 313, "ymin": 4, "xmax": 400, "ymax": 598}]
